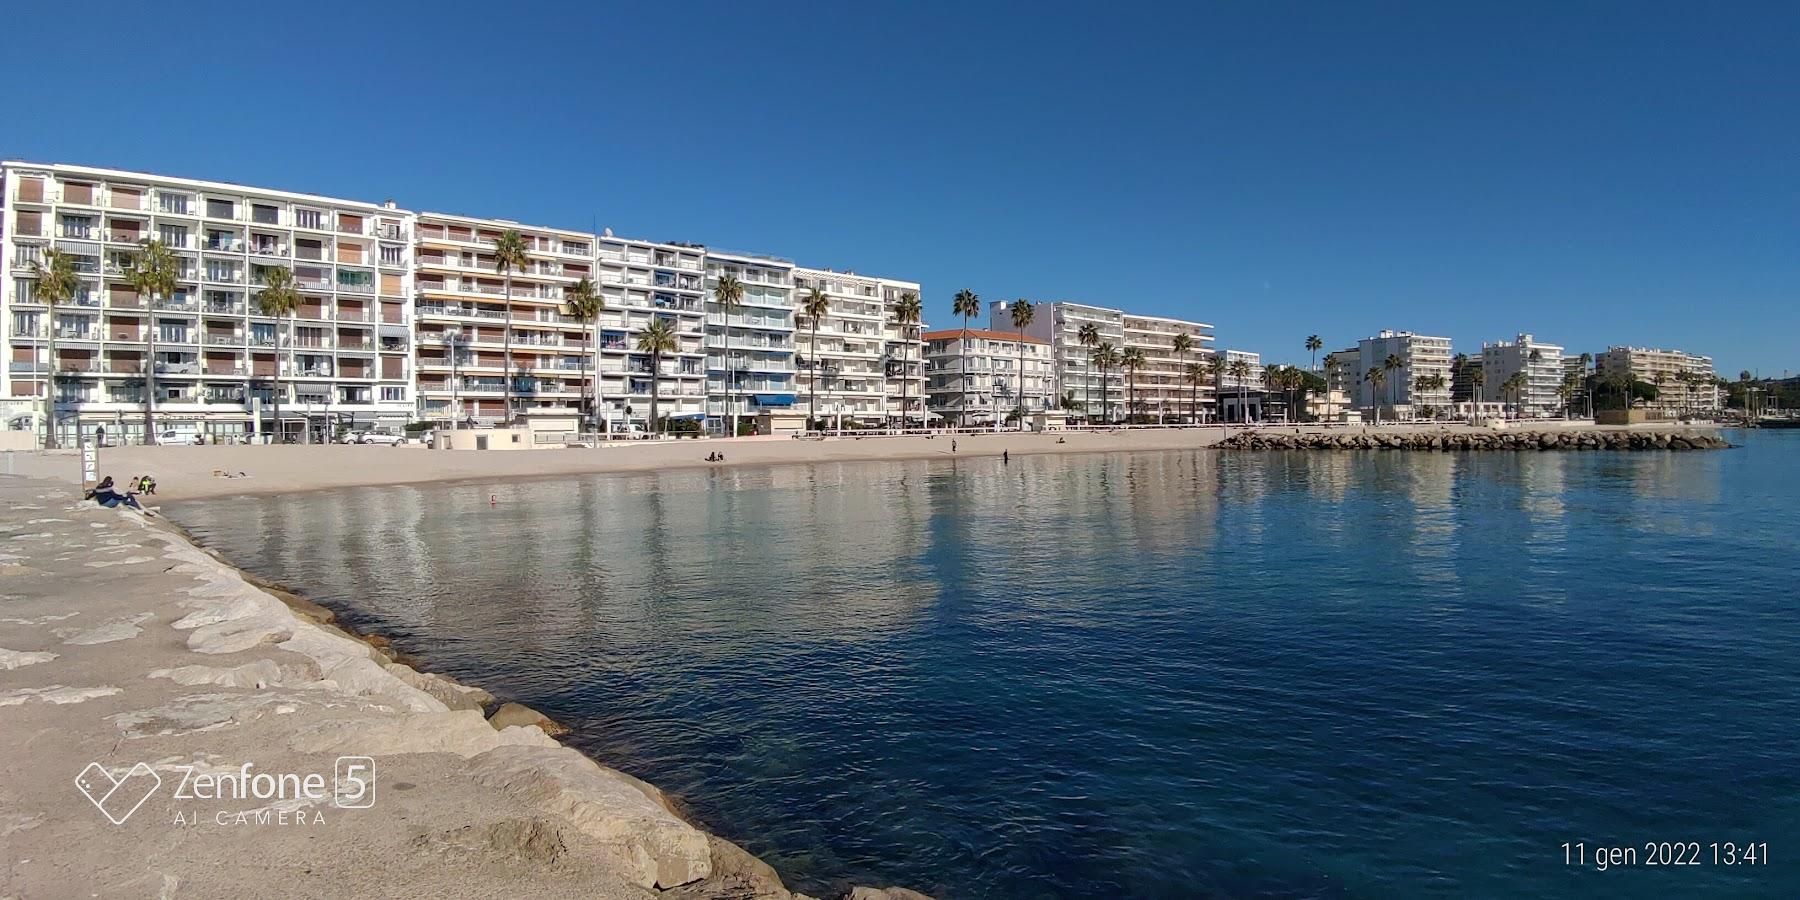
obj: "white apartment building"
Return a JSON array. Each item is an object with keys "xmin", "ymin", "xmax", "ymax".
[
  {"xmin": 1002, "ymin": 300, "xmax": 1124, "ymax": 423},
  {"xmin": 792, "ymin": 267, "xmax": 923, "ymax": 427},
  {"xmin": 1595, "ymin": 346, "xmax": 1720, "ymax": 414},
  {"xmin": 4, "ymin": 161, "xmax": 925, "ymax": 443},
  {"xmin": 1354, "ymin": 330, "xmax": 1454, "ymax": 418},
  {"xmin": 1323, "ymin": 347, "xmax": 1360, "ymax": 395},
  {"xmin": 1216, "ymin": 349, "xmax": 1267, "ymax": 422},
  {"xmin": 1122, "ymin": 312, "xmax": 1215, "ymax": 421},
  {"xmin": 412, "ymin": 217, "xmax": 709, "ymax": 430},
  {"xmin": 707, "ymin": 252, "xmax": 797, "ymax": 434},
  {"xmin": 2, "ymin": 162, "xmax": 413, "ymax": 444},
  {"xmin": 1479, "ymin": 333, "xmax": 1565, "ymax": 417},
  {"xmin": 923, "ymin": 327, "xmax": 1052, "ymax": 426}
]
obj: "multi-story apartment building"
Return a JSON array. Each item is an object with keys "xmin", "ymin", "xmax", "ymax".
[
  {"xmin": 1001, "ymin": 300, "xmax": 1124, "ymax": 423},
  {"xmin": 3, "ymin": 161, "xmax": 922, "ymax": 442},
  {"xmin": 411, "ymin": 217, "xmax": 710, "ymax": 430},
  {"xmin": 1595, "ymin": 346, "xmax": 1720, "ymax": 414},
  {"xmin": 1354, "ymin": 330, "xmax": 1454, "ymax": 418},
  {"xmin": 1121, "ymin": 312, "xmax": 1215, "ymax": 421},
  {"xmin": 706, "ymin": 252, "xmax": 797, "ymax": 434},
  {"xmin": 1216, "ymin": 349, "xmax": 1267, "ymax": 422},
  {"xmin": 1323, "ymin": 348, "xmax": 1360, "ymax": 395},
  {"xmin": 923, "ymin": 327, "xmax": 1052, "ymax": 426},
  {"xmin": 1479, "ymin": 333, "xmax": 1565, "ymax": 417},
  {"xmin": 792, "ymin": 268, "xmax": 923, "ymax": 427},
  {"xmin": 2, "ymin": 162, "xmax": 413, "ymax": 444}
]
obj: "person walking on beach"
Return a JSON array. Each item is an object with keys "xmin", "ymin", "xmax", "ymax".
[
  {"xmin": 1003, "ymin": 449, "xmax": 1009, "ymax": 464},
  {"xmin": 952, "ymin": 439, "xmax": 958, "ymax": 454}
]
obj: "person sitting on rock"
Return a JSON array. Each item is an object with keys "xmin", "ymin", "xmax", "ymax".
[{"xmin": 138, "ymin": 474, "xmax": 156, "ymax": 495}]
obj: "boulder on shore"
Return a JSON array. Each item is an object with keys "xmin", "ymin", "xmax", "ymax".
[{"xmin": 489, "ymin": 701, "xmax": 571, "ymax": 736}]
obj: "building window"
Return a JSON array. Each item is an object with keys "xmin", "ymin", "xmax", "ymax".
[
  {"xmin": 205, "ymin": 199, "xmax": 235, "ymax": 219},
  {"xmin": 158, "ymin": 193, "xmax": 191, "ymax": 214},
  {"xmin": 251, "ymin": 204, "xmax": 280, "ymax": 225},
  {"xmin": 294, "ymin": 208, "xmax": 324, "ymax": 230},
  {"xmin": 381, "ymin": 386, "xmax": 405, "ymax": 402}
]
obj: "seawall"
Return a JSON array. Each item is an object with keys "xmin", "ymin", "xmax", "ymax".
[
  {"xmin": 0, "ymin": 476, "xmax": 928, "ymax": 900},
  {"xmin": 1215, "ymin": 428, "xmax": 1729, "ymax": 452}
]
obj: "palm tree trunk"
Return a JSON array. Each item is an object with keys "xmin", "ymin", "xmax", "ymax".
[
  {"xmin": 272, "ymin": 320, "xmax": 282, "ymax": 443},
  {"xmin": 1017, "ymin": 333, "xmax": 1027, "ymax": 431},
  {"xmin": 724, "ymin": 322, "xmax": 733, "ymax": 437},
  {"xmin": 590, "ymin": 322, "xmax": 602, "ymax": 435},
  {"xmin": 650, "ymin": 351, "xmax": 662, "ymax": 433},
  {"xmin": 43, "ymin": 316, "xmax": 58, "ymax": 450},
  {"xmin": 143, "ymin": 311, "xmax": 159, "ymax": 445},
  {"xmin": 900, "ymin": 332, "xmax": 910, "ymax": 431},
  {"xmin": 500, "ymin": 273, "xmax": 514, "ymax": 424},
  {"xmin": 809, "ymin": 320, "xmax": 819, "ymax": 430},
  {"xmin": 1085, "ymin": 359, "xmax": 1093, "ymax": 426}
]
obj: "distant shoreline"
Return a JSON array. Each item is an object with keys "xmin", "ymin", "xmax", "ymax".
[{"xmin": 7, "ymin": 422, "xmax": 1725, "ymax": 502}]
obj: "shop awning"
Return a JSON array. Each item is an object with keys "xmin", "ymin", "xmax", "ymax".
[{"xmin": 753, "ymin": 394, "xmax": 796, "ymax": 407}]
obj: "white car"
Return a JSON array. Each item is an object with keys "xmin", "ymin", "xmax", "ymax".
[
  {"xmin": 406, "ymin": 429, "xmax": 435, "ymax": 445},
  {"xmin": 359, "ymin": 432, "xmax": 404, "ymax": 446},
  {"xmin": 337, "ymin": 431, "xmax": 366, "ymax": 445},
  {"xmin": 158, "ymin": 431, "xmax": 204, "ymax": 446}
]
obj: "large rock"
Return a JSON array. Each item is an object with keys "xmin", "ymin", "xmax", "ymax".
[
  {"xmin": 467, "ymin": 744, "xmax": 713, "ymax": 889},
  {"xmin": 841, "ymin": 888, "xmax": 936, "ymax": 900},
  {"xmin": 489, "ymin": 701, "xmax": 570, "ymax": 736}
]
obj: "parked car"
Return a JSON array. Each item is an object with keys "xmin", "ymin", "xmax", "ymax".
[
  {"xmin": 337, "ymin": 431, "xmax": 366, "ymax": 445},
  {"xmin": 359, "ymin": 431, "xmax": 404, "ymax": 446},
  {"xmin": 611, "ymin": 422, "xmax": 649, "ymax": 439},
  {"xmin": 406, "ymin": 429, "xmax": 436, "ymax": 445},
  {"xmin": 158, "ymin": 431, "xmax": 204, "ymax": 446}
]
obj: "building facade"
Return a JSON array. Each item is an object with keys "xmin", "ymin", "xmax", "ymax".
[
  {"xmin": 1595, "ymin": 346, "xmax": 1720, "ymax": 414},
  {"xmin": 1121, "ymin": 312, "xmax": 1215, "ymax": 422},
  {"xmin": 1354, "ymin": 330, "xmax": 1454, "ymax": 418},
  {"xmin": 792, "ymin": 268, "xmax": 923, "ymax": 427},
  {"xmin": 1479, "ymin": 333, "xmax": 1565, "ymax": 417},
  {"xmin": 2, "ymin": 162, "xmax": 414, "ymax": 444},
  {"xmin": 923, "ymin": 327, "xmax": 1052, "ymax": 426},
  {"xmin": 2, "ymin": 161, "xmax": 941, "ymax": 443},
  {"xmin": 1001, "ymin": 300, "xmax": 1125, "ymax": 423},
  {"xmin": 1216, "ymin": 349, "xmax": 1267, "ymax": 422},
  {"xmin": 707, "ymin": 252, "xmax": 797, "ymax": 433}
]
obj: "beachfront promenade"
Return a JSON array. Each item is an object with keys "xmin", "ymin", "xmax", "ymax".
[{"xmin": 0, "ymin": 476, "xmax": 927, "ymax": 900}]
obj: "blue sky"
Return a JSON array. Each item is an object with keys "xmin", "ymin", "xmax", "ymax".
[{"xmin": 4, "ymin": 1, "xmax": 1794, "ymax": 375}]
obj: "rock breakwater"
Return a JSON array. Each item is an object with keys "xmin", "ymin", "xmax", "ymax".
[{"xmin": 1216, "ymin": 429, "xmax": 1730, "ymax": 452}]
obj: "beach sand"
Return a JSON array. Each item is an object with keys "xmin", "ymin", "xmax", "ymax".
[{"xmin": 0, "ymin": 424, "xmax": 1601, "ymax": 501}]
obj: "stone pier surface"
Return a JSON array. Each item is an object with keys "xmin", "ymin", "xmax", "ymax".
[{"xmin": 0, "ymin": 476, "xmax": 904, "ymax": 900}]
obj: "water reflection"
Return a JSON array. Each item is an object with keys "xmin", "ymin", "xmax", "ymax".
[{"xmin": 168, "ymin": 438, "xmax": 1800, "ymax": 900}]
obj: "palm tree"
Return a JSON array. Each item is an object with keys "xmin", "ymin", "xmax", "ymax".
[
  {"xmin": 1172, "ymin": 332, "xmax": 1195, "ymax": 422},
  {"xmin": 1468, "ymin": 367, "xmax": 1487, "ymax": 420},
  {"xmin": 951, "ymin": 289, "xmax": 981, "ymax": 426},
  {"xmin": 1122, "ymin": 346, "xmax": 1145, "ymax": 423},
  {"xmin": 1009, "ymin": 300, "xmax": 1035, "ymax": 429},
  {"xmin": 1557, "ymin": 373, "xmax": 1579, "ymax": 418},
  {"xmin": 255, "ymin": 266, "xmax": 302, "ymax": 442},
  {"xmin": 31, "ymin": 248, "xmax": 78, "ymax": 449},
  {"xmin": 637, "ymin": 317, "xmax": 678, "ymax": 434},
  {"xmin": 1503, "ymin": 372, "xmax": 1526, "ymax": 417},
  {"xmin": 1305, "ymin": 334, "xmax": 1323, "ymax": 373},
  {"xmin": 893, "ymin": 291, "xmax": 922, "ymax": 429},
  {"xmin": 1184, "ymin": 362, "xmax": 1207, "ymax": 423},
  {"xmin": 1076, "ymin": 322, "xmax": 1100, "ymax": 424},
  {"xmin": 1229, "ymin": 358, "xmax": 1252, "ymax": 423},
  {"xmin": 492, "ymin": 229, "xmax": 530, "ymax": 423},
  {"xmin": 1092, "ymin": 342, "xmax": 1119, "ymax": 425},
  {"xmin": 801, "ymin": 285, "xmax": 830, "ymax": 429},
  {"xmin": 126, "ymin": 239, "xmax": 178, "ymax": 444},
  {"xmin": 712, "ymin": 273, "xmax": 745, "ymax": 435},
  {"xmin": 1207, "ymin": 354, "xmax": 1227, "ymax": 423},
  {"xmin": 1365, "ymin": 367, "xmax": 1387, "ymax": 426},
  {"xmin": 563, "ymin": 277, "xmax": 603, "ymax": 432},
  {"xmin": 1382, "ymin": 353, "xmax": 1403, "ymax": 408}
]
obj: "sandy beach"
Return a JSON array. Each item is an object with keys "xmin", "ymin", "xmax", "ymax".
[{"xmin": 0, "ymin": 423, "xmax": 1719, "ymax": 502}]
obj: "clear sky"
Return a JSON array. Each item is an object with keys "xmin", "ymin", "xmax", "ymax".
[{"xmin": 5, "ymin": 1, "xmax": 1794, "ymax": 375}]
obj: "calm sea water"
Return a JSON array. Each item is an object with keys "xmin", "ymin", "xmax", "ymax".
[{"xmin": 172, "ymin": 431, "xmax": 1800, "ymax": 898}]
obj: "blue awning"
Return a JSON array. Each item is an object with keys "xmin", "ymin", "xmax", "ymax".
[
  {"xmin": 753, "ymin": 394, "xmax": 796, "ymax": 407},
  {"xmin": 669, "ymin": 412, "xmax": 706, "ymax": 420}
]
